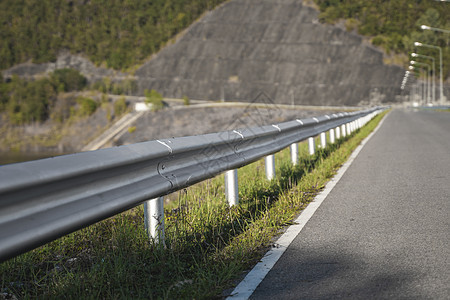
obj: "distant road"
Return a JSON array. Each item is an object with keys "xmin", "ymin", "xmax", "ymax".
[
  {"xmin": 82, "ymin": 95, "xmax": 361, "ymax": 151},
  {"xmin": 249, "ymin": 109, "xmax": 450, "ymax": 299},
  {"xmin": 81, "ymin": 111, "xmax": 145, "ymax": 151}
]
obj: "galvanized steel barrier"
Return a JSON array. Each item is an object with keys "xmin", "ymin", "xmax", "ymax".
[{"xmin": 0, "ymin": 107, "xmax": 385, "ymax": 262}]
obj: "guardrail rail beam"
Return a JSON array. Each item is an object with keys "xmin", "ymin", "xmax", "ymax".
[{"xmin": 0, "ymin": 107, "xmax": 385, "ymax": 262}]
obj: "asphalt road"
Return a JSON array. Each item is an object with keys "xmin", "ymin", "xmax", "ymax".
[{"xmin": 250, "ymin": 109, "xmax": 450, "ymax": 299}]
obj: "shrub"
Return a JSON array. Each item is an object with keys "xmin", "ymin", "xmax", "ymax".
[
  {"xmin": 114, "ymin": 96, "xmax": 127, "ymax": 116},
  {"xmin": 183, "ymin": 95, "xmax": 190, "ymax": 106},
  {"xmin": 76, "ymin": 97, "xmax": 98, "ymax": 116},
  {"xmin": 144, "ymin": 89, "xmax": 164, "ymax": 111},
  {"xmin": 372, "ymin": 35, "xmax": 386, "ymax": 47},
  {"xmin": 6, "ymin": 76, "xmax": 56, "ymax": 124},
  {"xmin": 345, "ymin": 18, "xmax": 360, "ymax": 32},
  {"xmin": 50, "ymin": 68, "xmax": 87, "ymax": 92}
]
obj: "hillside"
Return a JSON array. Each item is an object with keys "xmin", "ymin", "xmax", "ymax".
[
  {"xmin": 1, "ymin": 0, "xmax": 447, "ymax": 74},
  {"xmin": 135, "ymin": 0, "xmax": 405, "ymax": 105},
  {"xmin": 1, "ymin": 0, "xmax": 449, "ymax": 121}
]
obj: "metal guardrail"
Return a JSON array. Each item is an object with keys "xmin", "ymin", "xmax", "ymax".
[
  {"xmin": 417, "ymin": 105, "xmax": 450, "ymax": 110},
  {"xmin": 0, "ymin": 107, "xmax": 385, "ymax": 262}
]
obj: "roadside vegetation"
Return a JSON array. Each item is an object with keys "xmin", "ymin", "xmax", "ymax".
[
  {"xmin": 0, "ymin": 68, "xmax": 134, "ymax": 153},
  {"xmin": 145, "ymin": 89, "xmax": 165, "ymax": 111},
  {"xmin": 312, "ymin": 0, "xmax": 449, "ymax": 77},
  {"xmin": 0, "ymin": 69, "xmax": 136, "ymax": 126},
  {"xmin": 0, "ymin": 69, "xmax": 90, "ymax": 124},
  {"xmin": 0, "ymin": 111, "xmax": 388, "ymax": 299},
  {"xmin": 0, "ymin": 69, "xmax": 88, "ymax": 125}
]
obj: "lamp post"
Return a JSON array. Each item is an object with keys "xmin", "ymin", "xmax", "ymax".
[
  {"xmin": 401, "ymin": 70, "xmax": 410, "ymax": 90},
  {"xmin": 420, "ymin": 25, "xmax": 450, "ymax": 34},
  {"xmin": 409, "ymin": 66, "xmax": 427, "ymax": 105},
  {"xmin": 411, "ymin": 53, "xmax": 435, "ymax": 104},
  {"xmin": 410, "ymin": 61, "xmax": 431, "ymax": 104},
  {"xmin": 401, "ymin": 70, "xmax": 416, "ymax": 105},
  {"xmin": 401, "ymin": 71, "xmax": 408, "ymax": 102},
  {"xmin": 409, "ymin": 71, "xmax": 423, "ymax": 106},
  {"xmin": 414, "ymin": 42, "xmax": 444, "ymax": 105}
]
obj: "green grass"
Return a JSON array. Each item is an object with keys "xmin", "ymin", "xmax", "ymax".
[{"xmin": 0, "ymin": 111, "xmax": 387, "ymax": 299}]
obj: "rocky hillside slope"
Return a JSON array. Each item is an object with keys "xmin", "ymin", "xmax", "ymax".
[{"xmin": 135, "ymin": 0, "xmax": 405, "ymax": 106}]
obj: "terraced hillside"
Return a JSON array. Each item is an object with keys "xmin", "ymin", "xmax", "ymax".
[{"xmin": 136, "ymin": 0, "xmax": 405, "ymax": 106}]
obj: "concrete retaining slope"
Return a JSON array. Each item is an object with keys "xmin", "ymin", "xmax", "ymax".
[{"xmin": 136, "ymin": 0, "xmax": 404, "ymax": 106}]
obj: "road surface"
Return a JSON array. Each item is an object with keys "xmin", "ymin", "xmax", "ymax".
[{"xmin": 249, "ymin": 109, "xmax": 450, "ymax": 299}]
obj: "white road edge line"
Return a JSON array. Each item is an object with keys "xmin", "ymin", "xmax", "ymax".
[{"xmin": 227, "ymin": 111, "xmax": 390, "ymax": 300}]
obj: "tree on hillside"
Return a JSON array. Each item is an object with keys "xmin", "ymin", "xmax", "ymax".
[
  {"xmin": 0, "ymin": 69, "xmax": 88, "ymax": 125},
  {"xmin": 0, "ymin": 0, "xmax": 228, "ymax": 71},
  {"xmin": 50, "ymin": 68, "xmax": 87, "ymax": 92},
  {"xmin": 314, "ymin": 0, "xmax": 449, "ymax": 76}
]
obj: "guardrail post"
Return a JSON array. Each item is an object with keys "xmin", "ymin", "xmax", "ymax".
[
  {"xmin": 144, "ymin": 197, "xmax": 165, "ymax": 244},
  {"xmin": 308, "ymin": 137, "xmax": 315, "ymax": 155},
  {"xmin": 329, "ymin": 128, "xmax": 335, "ymax": 144},
  {"xmin": 225, "ymin": 169, "xmax": 239, "ymax": 206},
  {"xmin": 335, "ymin": 126, "xmax": 341, "ymax": 139},
  {"xmin": 290, "ymin": 143, "xmax": 298, "ymax": 165},
  {"xmin": 341, "ymin": 124, "xmax": 346, "ymax": 137},
  {"xmin": 346, "ymin": 123, "xmax": 351, "ymax": 136},
  {"xmin": 320, "ymin": 132, "xmax": 327, "ymax": 148},
  {"xmin": 265, "ymin": 154, "xmax": 275, "ymax": 180}
]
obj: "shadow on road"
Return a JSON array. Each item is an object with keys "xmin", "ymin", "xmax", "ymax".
[{"xmin": 250, "ymin": 243, "xmax": 425, "ymax": 299}]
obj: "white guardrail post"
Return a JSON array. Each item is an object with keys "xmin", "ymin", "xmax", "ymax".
[
  {"xmin": 329, "ymin": 128, "xmax": 335, "ymax": 144},
  {"xmin": 144, "ymin": 197, "xmax": 165, "ymax": 244},
  {"xmin": 320, "ymin": 132, "xmax": 327, "ymax": 148},
  {"xmin": 335, "ymin": 125, "xmax": 341, "ymax": 139},
  {"xmin": 225, "ymin": 169, "xmax": 239, "ymax": 206},
  {"xmin": 265, "ymin": 155, "xmax": 276, "ymax": 180},
  {"xmin": 308, "ymin": 137, "xmax": 315, "ymax": 155},
  {"xmin": 290, "ymin": 143, "xmax": 299, "ymax": 165}
]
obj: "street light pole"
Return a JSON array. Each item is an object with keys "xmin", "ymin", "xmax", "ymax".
[
  {"xmin": 411, "ymin": 53, "xmax": 435, "ymax": 104},
  {"xmin": 420, "ymin": 25, "xmax": 450, "ymax": 34},
  {"xmin": 415, "ymin": 42, "xmax": 444, "ymax": 105},
  {"xmin": 401, "ymin": 71, "xmax": 418, "ymax": 105},
  {"xmin": 409, "ymin": 65, "xmax": 428, "ymax": 105},
  {"xmin": 411, "ymin": 61, "xmax": 431, "ymax": 104},
  {"xmin": 410, "ymin": 71, "xmax": 422, "ymax": 106},
  {"xmin": 401, "ymin": 70, "xmax": 409, "ymax": 90}
]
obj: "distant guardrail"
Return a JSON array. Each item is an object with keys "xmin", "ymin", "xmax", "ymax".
[
  {"xmin": 417, "ymin": 105, "xmax": 450, "ymax": 110},
  {"xmin": 0, "ymin": 107, "xmax": 386, "ymax": 262}
]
